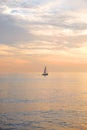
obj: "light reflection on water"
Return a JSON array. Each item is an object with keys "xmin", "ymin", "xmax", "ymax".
[{"xmin": 0, "ymin": 72, "xmax": 87, "ymax": 130}]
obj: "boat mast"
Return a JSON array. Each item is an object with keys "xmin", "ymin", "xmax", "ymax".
[{"xmin": 44, "ymin": 66, "xmax": 46, "ymax": 73}]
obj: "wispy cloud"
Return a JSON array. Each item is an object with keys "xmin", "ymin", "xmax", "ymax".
[{"xmin": 0, "ymin": 0, "xmax": 87, "ymax": 62}]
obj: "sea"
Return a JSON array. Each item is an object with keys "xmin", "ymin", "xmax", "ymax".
[{"xmin": 0, "ymin": 72, "xmax": 87, "ymax": 130}]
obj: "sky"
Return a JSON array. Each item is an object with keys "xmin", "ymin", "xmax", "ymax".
[{"xmin": 0, "ymin": 0, "xmax": 87, "ymax": 73}]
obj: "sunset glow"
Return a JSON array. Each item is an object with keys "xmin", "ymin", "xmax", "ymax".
[{"xmin": 0, "ymin": 0, "xmax": 87, "ymax": 73}]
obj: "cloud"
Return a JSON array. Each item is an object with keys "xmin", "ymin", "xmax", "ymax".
[
  {"xmin": 65, "ymin": 0, "xmax": 87, "ymax": 10},
  {"xmin": 0, "ymin": 11, "xmax": 35, "ymax": 44},
  {"xmin": 0, "ymin": 0, "xmax": 87, "ymax": 73},
  {"xmin": 0, "ymin": 0, "xmax": 87, "ymax": 57}
]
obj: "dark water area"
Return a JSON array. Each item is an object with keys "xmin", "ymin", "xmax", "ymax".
[{"xmin": 0, "ymin": 72, "xmax": 87, "ymax": 130}]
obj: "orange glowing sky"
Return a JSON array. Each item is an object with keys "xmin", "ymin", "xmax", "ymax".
[{"xmin": 0, "ymin": 0, "xmax": 87, "ymax": 73}]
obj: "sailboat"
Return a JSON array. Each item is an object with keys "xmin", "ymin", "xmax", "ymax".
[{"xmin": 42, "ymin": 66, "xmax": 48, "ymax": 76}]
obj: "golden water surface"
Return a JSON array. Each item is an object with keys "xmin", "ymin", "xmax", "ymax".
[{"xmin": 0, "ymin": 72, "xmax": 87, "ymax": 130}]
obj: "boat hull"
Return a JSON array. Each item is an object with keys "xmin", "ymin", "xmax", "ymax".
[{"xmin": 42, "ymin": 73, "xmax": 48, "ymax": 76}]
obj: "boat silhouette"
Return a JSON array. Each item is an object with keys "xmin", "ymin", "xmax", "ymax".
[{"xmin": 42, "ymin": 66, "xmax": 48, "ymax": 76}]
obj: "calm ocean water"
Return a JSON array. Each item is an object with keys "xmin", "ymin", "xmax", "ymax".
[{"xmin": 0, "ymin": 72, "xmax": 87, "ymax": 130}]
